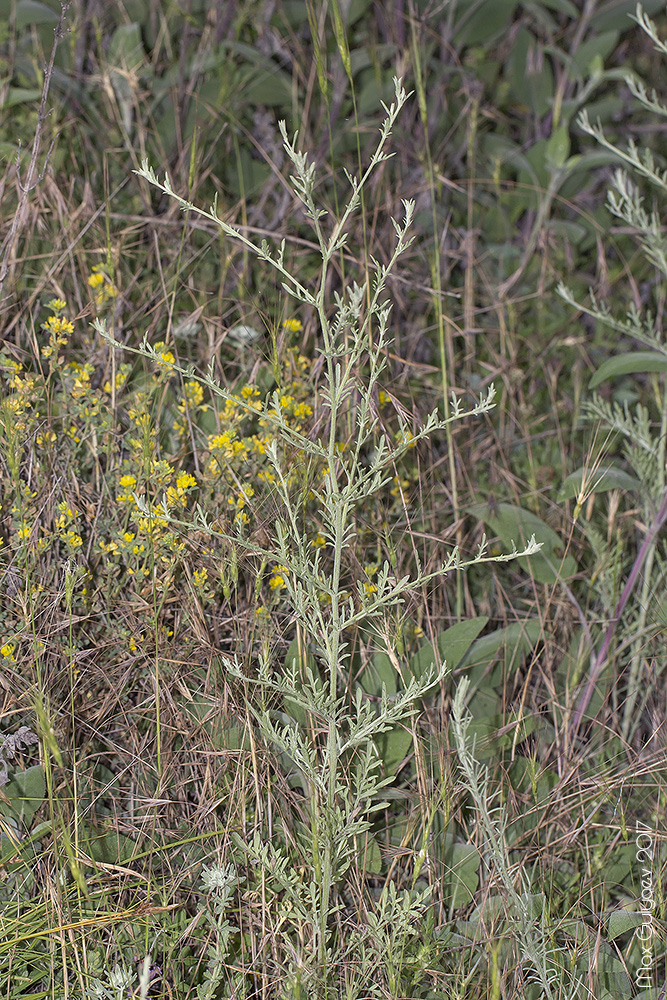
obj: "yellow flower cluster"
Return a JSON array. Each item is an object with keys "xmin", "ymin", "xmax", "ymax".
[
  {"xmin": 88, "ymin": 266, "xmax": 119, "ymax": 309},
  {"xmin": 102, "ymin": 364, "xmax": 130, "ymax": 395},
  {"xmin": 165, "ymin": 471, "xmax": 197, "ymax": 509},
  {"xmin": 363, "ymin": 563, "xmax": 379, "ymax": 596},
  {"xmin": 174, "ymin": 379, "xmax": 209, "ymax": 439},
  {"xmin": 41, "ymin": 299, "xmax": 75, "ymax": 360},
  {"xmin": 154, "ymin": 341, "xmax": 176, "ymax": 372},
  {"xmin": 269, "ymin": 565, "xmax": 289, "ymax": 590},
  {"xmin": 55, "ymin": 501, "xmax": 84, "ymax": 550}
]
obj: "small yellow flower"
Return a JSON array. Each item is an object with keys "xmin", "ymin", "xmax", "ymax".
[
  {"xmin": 193, "ymin": 568, "xmax": 208, "ymax": 588},
  {"xmin": 390, "ymin": 476, "xmax": 410, "ymax": 498},
  {"xmin": 269, "ymin": 565, "xmax": 289, "ymax": 590},
  {"xmin": 176, "ymin": 471, "xmax": 197, "ymax": 492},
  {"xmin": 119, "ymin": 474, "xmax": 137, "ymax": 489},
  {"xmin": 99, "ymin": 540, "xmax": 120, "ymax": 555},
  {"xmin": 46, "ymin": 298, "xmax": 67, "ymax": 312},
  {"xmin": 396, "ymin": 428, "xmax": 416, "ymax": 448},
  {"xmin": 150, "ymin": 460, "xmax": 173, "ymax": 483},
  {"xmin": 165, "ymin": 486, "xmax": 180, "ymax": 508},
  {"xmin": 154, "ymin": 341, "xmax": 175, "ymax": 369},
  {"xmin": 293, "ymin": 402, "xmax": 312, "ymax": 420},
  {"xmin": 182, "ymin": 380, "xmax": 204, "ymax": 407},
  {"xmin": 311, "ymin": 533, "xmax": 326, "ymax": 548},
  {"xmin": 282, "ymin": 318, "xmax": 303, "ymax": 333},
  {"xmin": 208, "ymin": 432, "xmax": 233, "ymax": 452},
  {"xmin": 45, "ymin": 315, "xmax": 74, "ymax": 335},
  {"xmin": 1, "ymin": 643, "xmax": 16, "ymax": 661},
  {"xmin": 88, "ymin": 272, "xmax": 105, "ymax": 289}
]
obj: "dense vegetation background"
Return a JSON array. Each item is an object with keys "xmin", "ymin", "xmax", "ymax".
[{"xmin": 0, "ymin": 1, "xmax": 666, "ymax": 998}]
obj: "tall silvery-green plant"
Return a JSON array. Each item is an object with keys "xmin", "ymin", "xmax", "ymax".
[
  {"xmin": 558, "ymin": 6, "xmax": 667, "ymax": 746},
  {"xmin": 97, "ymin": 79, "xmax": 539, "ymax": 998}
]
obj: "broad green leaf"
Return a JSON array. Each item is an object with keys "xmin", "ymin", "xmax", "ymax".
[
  {"xmin": 410, "ymin": 617, "xmax": 488, "ymax": 682},
  {"xmin": 14, "ymin": 0, "xmax": 59, "ymax": 27},
  {"xmin": 606, "ymin": 909, "xmax": 644, "ymax": 940},
  {"xmin": 107, "ymin": 23, "xmax": 145, "ymax": 131},
  {"xmin": 558, "ymin": 148, "xmax": 624, "ymax": 176},
  {"xmin": 589, "ymin": 351, "xmax": 667, "ymax": 388},
  {"xmin": 359, "ymin": 644, "xmax": 399, "ymax": 696},
  {"xmin": 443, "ymin": 842, "xmax": 480, "ymax": 907},
  {"xmin": 243, "ymin": 67, "xmax": 292, "ymax": 108},
  {"xmin": 537, "ymin": 0, "xmax": 578, "ymax": 13},
  {"xmin": 227, "ymin": 148, "xmax": 271, "ymax": 199},
  {"xmin": 558, "ymin": 465, "xmax": 640, "ymax": 501},
  {"xmin": 547, "ymin": 219, "xmax": 588, "ymax": 245},
  {"xmin": 1, "ymin": 766, "xmax": 45, "ymax": 828},
  {"xmin": 453, "ymin": 0, "xmax": 520, "ymax": 46},
  {"xmin": 527, "ymin": 62, "xmax": 555, "ymax": 120},
  {"xmin": 357, "ymin": 831, "xmax": 382, "ymax": 875},
  {"xmin": 108, "ymin": 23, "xmax": 145, "ymax": 71},
  {"xmin": 436, "ymin": 618, "xmax": 489, "ymax": 672},
  {"xmin": 483, "ymin": 133, "xmax": 533, "ymax": 175},
  {"xmin": 460, "ymin": 620, "xmax": 543, "ymax": 681},
  {"xmin": 88, "ymin": 829, "xmax": 137, "ymax": 864},
  {"xmin": 468, "ymin": 501, "xmax": 577, "ymax": 583},
  {"xmin": 521, "ymin": 138, "xmax": 551, "ymax": 190},
  {"xmin": 358, "ymin": 74, "xmax": 395, "ymax": 116},
  {"xmin": 224, "ymin": 725, "xmax": 251, "ymax": 752},
  {"xmin": 546, "ymin": 124, "xmax": 570, "ymax": 168},
  {"xmin": 2, "ymin": 87, "xmax": 41, "ymax": 109},
  {"xmin": 410, "ymin": 641, "xmax": 442, "ymax": 682},
  {"xmin": 0, "ymin": 819, "xmax": 50, "ymax": 865},
  {"xmin": 603, "ymin": 843, "xmax": 634, "ymax": 887},
  {"xmin": 591, "ymin": 0, "xmax": 664, "ymax": 32},
  {"xmin": 454, "ymin": 621, "xmax": 543, "ymax": 756},
  {"xmin": 571, "ymin": 30, "xmax": 619, "ymax": 75},
  {"xmin": 470, "ymin": 894, "xmax": 507, "ymax": 923},
  {"xmin": 377, "ymin": 725, "xmax": 413, "ymax": 775},
  {"xmin": 597, "ymin": 946, "xmax": 632, "ymax": 995}
]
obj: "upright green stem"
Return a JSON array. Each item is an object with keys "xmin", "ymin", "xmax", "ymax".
[{"xmin": 411, "ymin": 21, "xmax": 462, "ymax": 617}]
